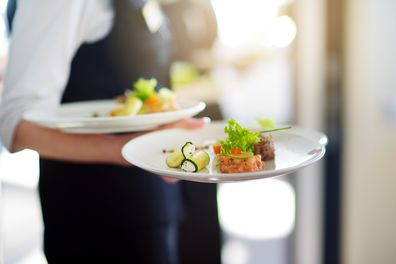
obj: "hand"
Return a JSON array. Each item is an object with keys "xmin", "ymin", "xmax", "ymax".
[
  {"xmin": 161, "ymin": 176, "xmax": 179, "ymax": 184},
  {"xmin": 158, "ymin": 117, "xmax": 210, "ymax": 130}
]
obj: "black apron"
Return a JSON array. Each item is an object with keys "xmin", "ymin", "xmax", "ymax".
[{"xmin": 38, "ymin": 1, "xmax": 183, "ymax": 262}]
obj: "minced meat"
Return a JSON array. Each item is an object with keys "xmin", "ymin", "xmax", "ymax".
[{"xmin": 253, "ymin": 135, "xmax": 275, "ymax": 161}]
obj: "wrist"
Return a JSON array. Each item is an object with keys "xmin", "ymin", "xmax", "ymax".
[{"xmin": 107, "ymin": 134, "xmax": 133, "ymax": 167}]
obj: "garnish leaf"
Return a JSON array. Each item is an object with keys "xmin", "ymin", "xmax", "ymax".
[
  {"xmin": 133, "ymin": 78, "xmax": 157, "ymax": 101},
  {"xmin": 220, "ymin": 119, "xmax": 260, "ymax": 155}
]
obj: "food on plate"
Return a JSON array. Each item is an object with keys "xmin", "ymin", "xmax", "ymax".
[
  {"xmin": 110, "ymin": 78, "xmax": 178, "ymax": 116},
  {"xmin": 164, "ymin": 120, "xmax": 291, "ymax": 174},
  {"xmin": 214, "ymin": 119, "xmax": 264, "ymax": 173},
  {"xmin": 110, "ymin": 96, "xmax": 143, "ymax": 116},
  {"xmin": 253, "ymin": 135, "xmax": 275, "ymax": 161},
  {"xmin": 218, "ymin": 154, "xmax": 264, "ymax": 173},
  {"xmin": 165, "ymin": 150, "xmax": 184, "ymax": 168},
  {"xmin": 213, "ymin": 119, "xmax": 292, "ymax": 173},
  {"xmin": 181, "ymin": 142, "xmax": 196, "ymax": 158},
  {"xmin": 165, "ymin": 142, "xmax": 210, "ymax": 172},
  {"xmin": 180, "ymin": 150, "xmax": 210, "ymax": 173},
  {"xmin": 254, "ymin": 117, "xmax": 292, "ymax": 161}
]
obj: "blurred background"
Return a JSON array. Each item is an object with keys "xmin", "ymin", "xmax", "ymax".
[{"xmin": 1, "ymin": 0, "xmax": 396, "ymax": 263}]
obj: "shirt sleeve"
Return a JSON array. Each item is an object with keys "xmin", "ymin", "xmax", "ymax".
[{"xmin": 0, "ymin": 0, "xmax": 92, "ymax": 151}]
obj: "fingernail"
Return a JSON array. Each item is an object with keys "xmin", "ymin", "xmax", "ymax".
[{"xmin": 202, "ymin": 117, "xmax": 211, "ymax": 124}]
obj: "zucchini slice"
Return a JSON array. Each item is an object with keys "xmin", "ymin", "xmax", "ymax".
[
  {"xmin": 181, "ymin": 159, "xmax": 198, "ymax": 172},
  {"xmin": 181, "ymin": 150, "xmax": 210, "ymax": 172},
  {"xmin": 181, "ymin": 142, "xmax": 196, "ymax": 158},
  {"xmin": 124, "ymin": 96, "xmax": 143, "ymax": 115},
  {"xmin": 165, "ymin": 150, "xmax": 184, "ymax": 168}
]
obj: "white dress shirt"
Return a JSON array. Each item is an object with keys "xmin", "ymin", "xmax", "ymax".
[{"xmin": 0, "ymin": 0, "xmax": 114, "ymax": 150}]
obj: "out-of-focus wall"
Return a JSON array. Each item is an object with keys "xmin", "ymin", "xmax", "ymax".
[
  {"xmin": 343, "ymin": 0, "xmax": 396, "ymax": 263},
  {"xmin": 293, "ymin": 0, "xmax": 326, "ymax": 263}
]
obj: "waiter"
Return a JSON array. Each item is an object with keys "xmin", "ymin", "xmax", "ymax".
[{"xmin": 0, "ymin": 0, "xmax": 206, "ymax": 263}]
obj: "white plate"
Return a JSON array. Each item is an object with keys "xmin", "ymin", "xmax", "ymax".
[
  {"xmin": 59, "ymin": 124, "xmax": 158, "ymax": 134},
  {"xmin": 23, "ymin": 99, "xmax": 206, "ymax": 133},
  {"xmin": 122, "ymin": 122, "xmax": 327, "ymax": 183}
]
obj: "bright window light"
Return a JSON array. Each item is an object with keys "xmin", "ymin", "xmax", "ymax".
[
  {"xmin": 268, "ymin": 16, "xmax": 297, "ymax": 47},
  {"xmin": 0, "ymin": 148, "xmax": 40, "ymax": 188},
  {"xmin": 211, "ymin": 0, "xmax": 277, "ymax": 47},
  {"xmin": 0, "ymin": 0, "xmax": 7, "ymax": 14},
  {"xmin": 222, "ymin": 240, "xmax": 250, "ymax": 264},
  {"xmin": 211, "ymin": 0, "xmax": 295, "ymax": 48},
  {"xmin": 217, "ymin": 179, "xmax": 295, "ymax": 240}
]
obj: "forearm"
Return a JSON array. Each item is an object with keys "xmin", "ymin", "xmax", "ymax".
[{"xmin": 12, "ymin": 120, "xmax": 131, "ymax": 166}]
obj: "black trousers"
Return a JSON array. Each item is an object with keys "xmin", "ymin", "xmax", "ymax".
[
  {"xmin": 39, "ymin": 159, "xmax": 184, "ymax": 264},
  {"xmin": 43, "ymin": 223, "xmax": 179, "ymax": 264}
]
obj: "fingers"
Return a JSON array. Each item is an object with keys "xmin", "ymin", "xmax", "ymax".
[
  {"xmin": 161, "ymin": 176, "xmax": 180, "ymax": 184},
  {"xmin": 160, "ymin": 117, "xmax": 211, "ymax": 130}
]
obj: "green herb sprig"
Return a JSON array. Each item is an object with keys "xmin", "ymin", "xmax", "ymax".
[{"xmin": 260, "ymin": 126, "xmax": 292, "ymax": 133}]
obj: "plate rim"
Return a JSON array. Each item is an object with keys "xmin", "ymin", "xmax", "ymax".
[
  {"xmin": 23, "ymin": 99, "xmax": 206, "ymax": 125},
  {"xmin": 22, "ymin": 99, "xmax": 206, "ymax": 130},
  {"xmin": 59, "ymin": 124, "xmax": 159, "ymax": 134}
]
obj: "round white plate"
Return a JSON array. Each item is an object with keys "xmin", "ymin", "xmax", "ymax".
[
  {"xmin": 23, "ymin": 99, "xmax": 206, "ymax": 133},
  {"xmin": 122, "ymin": 122, "xmax": 327, "ymax": 183}
]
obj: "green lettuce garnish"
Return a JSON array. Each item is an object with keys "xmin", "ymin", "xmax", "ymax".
[
  {"xmin": 133, "ymin": 78, "xmax": 157, "ymax": 101},
  {"xmin": 220, "ymin": 119, "xmax": 260, "ymax": 155},
  {"xmin": 257, "ymin": 117, "xmax": 276, "ymax": 129}
]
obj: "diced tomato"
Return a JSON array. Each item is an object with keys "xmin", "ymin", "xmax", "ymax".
[
  {"xmin": 213, "ymin": 144, "xmax": 221, "ymax": 154},
  {"xmin": 109, "ymin": 109, "xmax": 118, "ymax": 116},
  {"xmin": 144, "ymin": 94, "xmax": 159, "ymax": 106},
  {"xmin": 230, "ymin": 148, "xmax": 242, "ymax": 155}
]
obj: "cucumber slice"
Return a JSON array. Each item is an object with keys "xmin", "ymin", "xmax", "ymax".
[
  {"xmin": 181, "ymin": 142, "xmax": 196, "ymax": 158},
  {"xmin": 165, "ymin": 150, "xmax": 184, "ymax": 168},
  {"xmin": 181, "ymin": 150, "xmax": 210, "ymax": 172}
]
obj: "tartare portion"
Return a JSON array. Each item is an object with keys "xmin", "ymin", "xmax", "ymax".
[
  {"xmin": 213, "ymin": 119, "xmax": 291, "ymax": 173},
  {"xmin": 218, "ymin": 154, "xmax": 264, "ymax": 173},
  {"xmin": 213, "ymin": 119, "xmax": 264, "ymax": 173}
]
